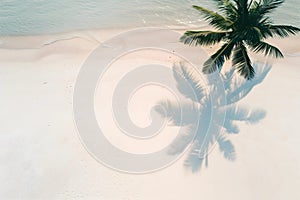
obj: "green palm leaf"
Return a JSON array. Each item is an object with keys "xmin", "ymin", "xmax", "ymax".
[
  {"xmin": 244, "ymin": 27, "xmax": 264, "ymax": 43},
  {"xmin": 269, "ymin": 25, "xmax": 300, "ymax": 38},
  {"xmin": 249, "ymin": 41, "xmax": 284, "ymax": 58},
  {"xmin": 203, "ymin": 41, "xmax": 235, "ymax": 74},
  {"xmin": 212, "ymin": 0, "xmax": 238, "ymax": 21},
  {"xmin": 255, "ymin": 0, "xmax": 284, "ymax": 15},
  {"xmin": 180, "ymin": 31, "xmax": 228, "ymax": 46},
  {"xmin": 192, "ymin": 5, "xmax": 232, "ymax": 30},
  {"xmin": 181, "ymin": 0, "xmax": 299, "ymax": 80},
  {"xmin": 232, "ymin": 42, "xmax": 255, "ymax": 79}
]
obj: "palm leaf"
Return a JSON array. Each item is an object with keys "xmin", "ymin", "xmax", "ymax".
[
  {"xmin": 244, "ymin": 27, "xmax": 264, "ymax": 43},
  {"xmin": 180, "ymin": 30, "xmax": 228, "ymax": 46},
  {"xmin": 203, "ymin": 40, "xmax": 235, "ymax": 74},
  {"xmin": 269, "ymin": 25, "xmax": 300, "ymax": 38},
  {"xmin": 212, "ymin": 0, "xmax": 238, "ymax": 21},
  {"xmin": 253, "ymin": 18, "xmax": 274, "ymax": 38},
  {"xmin": 234, "ymin": 0, "xmax": 249, "ymax": 18},
  {"xmin": 250, "ymin": 0, "xmax": 284, "ymax": 17},
  {"xmin": 257, "ymin": 0, "xmax": 284, "ymax": 15},
  {"xmin": 232, "ymin": 42, "xmax": 255, "ymax": 80},
  {"xmin": 182, "ymin": 0, "xmax": 299, "ymax": 80},
  {"xmin": 248, "ymin": 41, "xmax": 284, "ymax": 58},
  {"xmin": 193, "ymin": 5, "xmax": 232, "ymax": 30}
]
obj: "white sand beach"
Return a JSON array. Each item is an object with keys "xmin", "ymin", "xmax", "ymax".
[{"xmin": 0, "ymin": 28, "xmax": 300, "ymax": 200}]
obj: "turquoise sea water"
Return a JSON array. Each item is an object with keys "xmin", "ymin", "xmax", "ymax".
[{"xmin": 0, "ymin": 0, "xmax": 299, "ymax": 36}]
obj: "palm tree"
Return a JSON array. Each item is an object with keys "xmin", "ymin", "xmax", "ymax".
[{"xmin": 180, "ymin": 0, "xmax": 300, "ymax": 79}]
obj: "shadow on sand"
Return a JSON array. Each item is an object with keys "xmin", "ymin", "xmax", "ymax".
[{"xmin": 155, "ymin": 62, "xmax": 271, "ymax": 172}]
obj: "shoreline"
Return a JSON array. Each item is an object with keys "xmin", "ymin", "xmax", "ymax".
[{"xmin": 1, "ymin": 26, "xmax": 299, "ymax": 55}]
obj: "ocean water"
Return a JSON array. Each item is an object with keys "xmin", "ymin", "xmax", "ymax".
[{"xmin": 0, "ymin": 0, "xmax": 299, "ymax": 36}]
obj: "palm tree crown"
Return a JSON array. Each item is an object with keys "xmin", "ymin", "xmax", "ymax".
[{"xmin": 180, "ymin": 0, "xmax": 300, "ymax": 79}]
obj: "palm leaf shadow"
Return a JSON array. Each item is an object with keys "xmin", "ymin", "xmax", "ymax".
[{"xmin": 155, "ymin": 62, "xmax": 270, "ymax": 172}]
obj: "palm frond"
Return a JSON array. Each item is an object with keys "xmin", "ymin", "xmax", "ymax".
[
  {"xmin": 180, "ymin": 30, "xmax": 228, "ymax": 46},
  {"xmin": 232, "ymin": 42, "xmax": 255, "ymax": 80},
  {"xmin": 182, "ymin": 0, "xmax": 299, "ymax": 80},
  {"xmin": 249, "ymin": 0, "xmax": 284, "ymax": 24},
  {"xmin": 250, "ymin": 0, "xmax": 284, "ymax": 17},
  {"xmin": 258, "ymin": 0, "xmax": 284, "ymax": 15},
  {"xmin": 249, "ymin": 0, "xmax": 260, "ymax": 10},
  {"xmin": 253, "ymin": 18, "xmax": 274, "ymax": 38},
  {"xmin": 269, "ymin": 25, "xmax": 300, "ymax": 38},
  {"xmin": 173, "ymin": 63, "xmax": 206, "ymax": 102},
  {"xmin": 193, "ymin": 5, "xmax": 232, "ymax": 30},
  {"xmin": 212, "ymin": 0, "xmax": 238, "ymax": 21},
  {"xmin": 247, "ymin": 0, "xmax": 255, "ymax": 9},
  {"xmin": 234, "ymin": 0, "xmax": 249, "ymax": 17},
  {"xmin": 248, "ymin": 41, "xmax": 284, "ymax": 58},
  {"xmin": 203, "ymin": 41, "xmax": 235, "ymax": 74},
  {"xmin": 244, "ymin": 27, "xmax": 264, "ymax": 43}
]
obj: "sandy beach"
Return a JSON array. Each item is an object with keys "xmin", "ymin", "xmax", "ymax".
[{"xmin": 0, "ymin": 28, "xmax": 300, "ymax": 199}]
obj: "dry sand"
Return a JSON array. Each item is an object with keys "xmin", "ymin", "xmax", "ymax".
[{"xmin": 0, "ymin": 29, "xmax": 299, "ymax": 199}]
